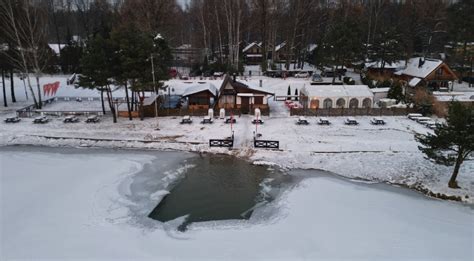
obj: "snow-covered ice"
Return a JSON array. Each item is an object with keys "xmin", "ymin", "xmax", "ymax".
[
  {"xmin": 0, "ymin": 149, "xmax": 472, "ymax": 260},
  {"xmin": 1, "ymin": 74, "xmax": 473, "ymax": 204}
]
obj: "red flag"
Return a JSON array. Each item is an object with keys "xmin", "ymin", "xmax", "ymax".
[
  {"xmin": 43, "ymin": 84, "xmax": 50, "ymax": 96},
  {"xmin": 52, "ymin": 82, "xmax": 60, "ymax": 95}
]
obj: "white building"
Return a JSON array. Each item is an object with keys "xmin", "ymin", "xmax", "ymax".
[{"xmin": 300, "ymin": 85, "xmax": 374, "ymax": 109}]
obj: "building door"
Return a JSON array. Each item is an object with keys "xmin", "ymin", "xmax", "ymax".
[{"xmin": 241, "ymin": 97, "xmax": 250, "ymax": 114}]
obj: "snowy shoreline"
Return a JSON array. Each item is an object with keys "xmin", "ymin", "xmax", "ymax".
[
  {"xmin": 2, "ymin": 134, "xmax": 472, "ymax": 204},
  {"xmin": 1, "ymin": 75, "xmax": 472, "ymax": 204}
]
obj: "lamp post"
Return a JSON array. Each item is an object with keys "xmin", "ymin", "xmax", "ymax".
[{"xmin": 150, "ymin": 53, "xmax": 158, "ymax": 117}]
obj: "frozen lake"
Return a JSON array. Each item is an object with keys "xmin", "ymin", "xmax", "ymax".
[{"xmin": 0, "ymin": 147, "xmax": 472, "ymax": 260}]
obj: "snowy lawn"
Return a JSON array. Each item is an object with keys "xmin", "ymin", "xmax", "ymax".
[{"xmin": 0, "ymin": 149, "xmax": 472, "ymax": 260}]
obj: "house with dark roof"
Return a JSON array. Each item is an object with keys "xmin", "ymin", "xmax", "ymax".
[
  {"xmin": 217, "ymin": 75, "xmax": 274, "ymax": 114},
  {"xmin": 395, "ymin": 57, "xmax": 458, "ymax": 91}
]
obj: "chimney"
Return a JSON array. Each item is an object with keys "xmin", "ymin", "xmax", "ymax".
[
  {"xmin": 418, "ymin": 57, "xmax": 425, "ymax": 68},
  {"xmin": 259, "ymin": 79, "xmax": 262, "ymax": 87},
  {"xmin": 233, "ymin": 73, "xmax": 236, "ymax": 82}
]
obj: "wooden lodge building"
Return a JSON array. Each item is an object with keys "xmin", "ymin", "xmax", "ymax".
[
  {"xmin": 394, "ymin": 57, "xmax": 458, "ymax": 92},
  {"xmin": 217, "ymin": 75, "xmax": 274, "ymax": 114},
  {"xmin": 242, "ymin": 42, "xmax": 263, "ymax": 65}
]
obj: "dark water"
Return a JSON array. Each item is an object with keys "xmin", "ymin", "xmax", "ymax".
[{"xmin": 148, "ymin": 155, "xmax": 290, "ymax": 230}]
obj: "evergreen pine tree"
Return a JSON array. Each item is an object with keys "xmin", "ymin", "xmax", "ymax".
[
  {"xmin": 287, "ymin": 85, "xmax": 291, "ymax": 100},
  {"xmin": 78, "ymin": 35, "xmax": 117, "ymax": 123},
  {"xmin": 415, "ymin": 102, "xmax": 473, "ymax": 188}
]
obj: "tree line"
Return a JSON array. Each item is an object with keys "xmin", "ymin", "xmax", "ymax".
[{"xmin": 1, "ymin": 0, "xmax": 473, "ymax": 109}]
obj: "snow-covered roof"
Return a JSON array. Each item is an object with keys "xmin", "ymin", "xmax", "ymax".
[
  {"xmin": 306, "ymin": 44, "xmax": 317, "ymax": 52},
  {"xmin": 409, "ymin": 77, "xmax": 422, "ymax": 87},
  {"xmin": 182, "ymin": 83, "xmax": 218, "ymax": 97},
  {"xmin": 143, "ymin": 94, "xmax": 159, "ymax": 106},
  {"xmin": 275, "ymin": 42, "xmax": 286, "ymax": 52},
  {"xmin": 48, "ymin": 44, "xmax": 66, "ymax": 55},
  {"xmin": 365, "ymin": 60, "xmax": 405, "ymax": 69},
  {"xmin": 370, "ymin": 87, "xmax": 390, "ymax": 93},
  {"xmin": 302, "ymin": 85, "xmax": 373, "ymax": 98},
  {"xmin": 245, "ymin": 82, "xmax": 274, "ymax": 95},
  {"xmin": 397, "ymin": 57, "xmax": 443, "ymax": 79},
  {"xmin": 242, "ymin": 42, "xmax": 261, "ymax": 53}
]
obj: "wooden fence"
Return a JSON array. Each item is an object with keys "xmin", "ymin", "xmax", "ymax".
[
  {"xmin": 209, "ymin": 132, "xmax": 234, "ymax": 148},
  {"xmin": 158, "ymin": 107, "xmax": 270, "ymax": 117},
  {"xmin": 290, "ymin": 107, "xmax": 417, "ymax": 117}
]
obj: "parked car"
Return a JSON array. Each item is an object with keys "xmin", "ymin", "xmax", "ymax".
[
  {"xmin": 311, "ymin": 74, "xmax": 323, "ymax": 82},
  {"xmin": 265, "ymin": 71, "xmax": 283, "ymax": 78},
  {"xmin": 321, "ymin": 68, "xmax": 346, "ymax": 77},
  {"xmin": 321, "ymin": 70, "xmax": 336, "ymax": 77},
  {"xmin": 294, "ymin": 72, "xmax": 310, "ymax": 78}
]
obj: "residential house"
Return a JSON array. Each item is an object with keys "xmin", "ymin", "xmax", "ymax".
[
  {"xmin": 217, "ymin": 75, "xmax": 274, "ymax": 114},
  {"xmin": 273, "ymin": 42, "xmax": 294, "ymax": 63},
  {"xmin": 394, "ymin": 57, "xmax": 458, "ymax": 92},
  {"xmin": 242, "ymin": 42, "xmax": 263, "ymax": 65}
]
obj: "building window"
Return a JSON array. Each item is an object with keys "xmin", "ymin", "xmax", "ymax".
[
  {"xmin": 323, "ymin": 98, "xmax": 333, "ymax": 109},
  {"xmin": 349, "ymin": 98, "xmax": 359, "ymax": 108},
  {"xmin": 436, "ymin": 68, "xmax": 443, "ymax": 75},
  {"xmin": 362, "ymin": 98, "xmax": 372, "ymax": 108},
  {"xmin": 254, "ymin": 96, "xmax": 264, "ymax": 104},
  {"xmin": 336, "ymin": 98, "xmax": 346, "ymax": 108}
]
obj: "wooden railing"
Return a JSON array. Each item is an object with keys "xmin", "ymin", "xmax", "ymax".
[{"xmin": 254, "ymin": 139, "xmax": 279, "ymax": 149}]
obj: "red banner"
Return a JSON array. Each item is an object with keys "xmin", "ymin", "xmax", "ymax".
[{"xmin": 43, "ymin": 82, "xmax": 60, "ymax": 96}]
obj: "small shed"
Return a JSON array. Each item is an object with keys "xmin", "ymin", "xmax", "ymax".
[{"xmin": 182, "ymin": 83, "xmax": 218, "ymax": 110}]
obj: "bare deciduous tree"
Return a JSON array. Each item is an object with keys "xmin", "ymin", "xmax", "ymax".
[{"xmin": 0, "ymin": 0, "xmax": 51, "ymax": 109}]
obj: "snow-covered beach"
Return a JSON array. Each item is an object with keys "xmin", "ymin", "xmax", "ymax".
[{"xmin": 1, "ymin": 75, "xmax": 473, "ymax": 203}]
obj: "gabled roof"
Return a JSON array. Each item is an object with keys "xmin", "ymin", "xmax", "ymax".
[
  {"xmin": 182, "ymin": 83, "xmax": 218, "ymax": 97},
  {"xmin": 408, "ymin": 77, "xmax": 422, "ymax": 87},
  {"xmin": 275, "ymin": 42, "xmax": 286, "ymax": 52},
  {"xmin": 242, "ymin": 42, "xmax": 262, "ymax": 53},
  {"xmin": 143, "ymin": 94, "xmax": 159, "ymax": 106},
  {"xmin": 397, "ymin": 57, "xmax": 443, "ymax": 79},
  {"xmin": 306, "ymin": 44, "xmax": 318, "ymax": 52},
  {"xmin": 365, "ymin": 60, "xmax": 405, "ymax": 70},
  {"xmin": 48, "ymin": 44, "xmax": 66, "ymax": 55},
  {"xmin": 220, "ymin": 75, "xmax": 274, "ymax": 95}
]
